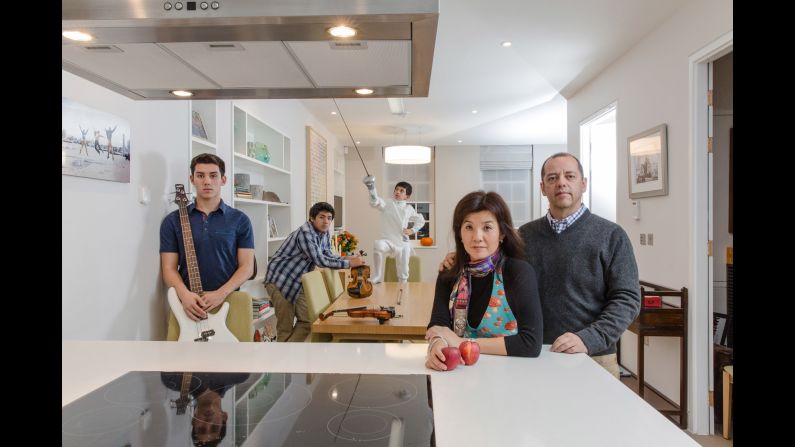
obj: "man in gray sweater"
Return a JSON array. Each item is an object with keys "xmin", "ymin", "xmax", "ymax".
[{"xmin": 519, "ymin": 153, "xmax": 640, "ymax": 378}]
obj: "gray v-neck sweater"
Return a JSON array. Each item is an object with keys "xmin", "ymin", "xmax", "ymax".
[{"xmin": 518, "ymin": 210, "xmax": 640, "ymax": 356}]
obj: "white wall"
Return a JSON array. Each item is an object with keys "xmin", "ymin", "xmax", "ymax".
[
  {"xmin": 62, "ymin": 70, "xmax": 185, "ymax": 341},
  {"xmin": 62, "ymin": 71, "xmax": 342, "ymax": 340},
  {"xmin": 344, "ymin": 145, "xmax": 384, "ymax": 271},
  {"xmin": 566, "ymin": 0, "xmax": 732, "ymax": 411}
]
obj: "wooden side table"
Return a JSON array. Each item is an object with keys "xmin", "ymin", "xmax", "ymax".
[{"xmin": 625, "ymin": 282, "xmax": 688, "ymax": 429}]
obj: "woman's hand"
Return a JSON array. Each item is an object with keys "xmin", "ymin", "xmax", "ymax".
[
  {"xmin": 425, "ymin": 326, "xmax": 463, "ymax": 349},
  {"xmin": 425, "ymin": 335, "xmax": 449, "ymax": 371}
]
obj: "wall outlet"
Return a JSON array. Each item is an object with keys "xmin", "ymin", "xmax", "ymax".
[
  {"xmin": 647, "ymin": 233, "xmax": 653, "ymax": 246},
  {"xmin": 640, "ymin": 233, "xmax": 646, "ymax": 245}
]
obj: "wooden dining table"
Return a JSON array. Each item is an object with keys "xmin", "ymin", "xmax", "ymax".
[{"xmin": 311, "ymin": 281, "xmax": 436, "ymax": 341}]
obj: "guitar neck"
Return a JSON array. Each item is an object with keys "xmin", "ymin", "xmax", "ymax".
[
  {"xmin": 177, "ymin": 202, "xmax": 204, "ymax": 295},
  {"xmin": 175, "ymin": 372, "xmax": 193, "ymax": 415}
]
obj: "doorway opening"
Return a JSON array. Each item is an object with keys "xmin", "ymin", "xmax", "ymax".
[
  {"xmin": 689, "ymin": 30, "xmax": 732, "ymax": 435},
  {"xmin": 579, "ymin": 103, "xmax": 617, "ymax": 222},
  {"xmin": 710, "ymin": 50, "xmax": 733, "ymax": 438}
]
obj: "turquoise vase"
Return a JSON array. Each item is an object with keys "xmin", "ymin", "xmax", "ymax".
[{"xmin": 254, "ymin": 142, "xmax": 270, "ymax": 163}]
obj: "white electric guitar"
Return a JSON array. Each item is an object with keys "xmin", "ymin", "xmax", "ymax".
[{"xmin": 167, "ymin": 184, "xmax": 237, "ymax": 342}]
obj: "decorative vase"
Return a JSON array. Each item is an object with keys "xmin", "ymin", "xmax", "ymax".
[{"xmin": 254, "ymin": 142, "xmax": 270, "ymax": 163}]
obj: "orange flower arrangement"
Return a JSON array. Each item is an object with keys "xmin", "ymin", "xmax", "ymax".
[{"xmin": 336, "ymin": 230, "xmax": 358, "ymax": 255}]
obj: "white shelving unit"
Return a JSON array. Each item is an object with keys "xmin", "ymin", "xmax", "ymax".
[{"xmin": 231, "ymin": 105, "xmax": 292, "ymax": 303}]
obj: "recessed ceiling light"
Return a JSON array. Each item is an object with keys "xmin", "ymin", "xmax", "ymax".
[
  {"xmin": 356, "ymin": 141, "xmax": 361, "ymax": 144},
  {"xmin": 63, "ymin": 30, "xmax": 93, "ymax": 41},
  {"xmin": 355, "ymin": 88, "xmax": 374, "ymax": 95},
  {"xmin": 331, "ymin": 111, "xmax": 337, "ymax": 115},
  {"xmin": 457, "ymin": 140, "xmax": 463, "ymax": 143},
  {"xmin": 170, "ymin": 90, "xmax": 194, "ymax": 97},
  {"xmin": 471, "ymin": 110, "xmax": 478, "ymax": 114},
  {"xmin": 501, "ymin": 41, "xmax": 512, "ymax": 47},
  {"xmin": 328, "ymin": 25, "xmax": 357, "ymax": 38}
]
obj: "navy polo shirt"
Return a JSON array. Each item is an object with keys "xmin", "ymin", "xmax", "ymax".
[{"xmin": 159, "ymin": 200, "xmax": 254, "ymax": 293}]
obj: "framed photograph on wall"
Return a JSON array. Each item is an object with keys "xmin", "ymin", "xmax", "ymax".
[
  {"xmin": 627, "ymin": 124, "xmax": 668, "ymax": 199},
  {"xmin": 62, "ymin": 97, "xmax": 131, "ymax": 183}
]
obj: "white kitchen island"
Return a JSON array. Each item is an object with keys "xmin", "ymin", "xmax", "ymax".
[{"xmin": 62, "ymin": 341, "xmax": 698, "ymax": 446}]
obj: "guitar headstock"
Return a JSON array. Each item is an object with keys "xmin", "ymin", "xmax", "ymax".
[{"xmin": 174, "ymin": 184, "xmax": 189, "ymax": 207}]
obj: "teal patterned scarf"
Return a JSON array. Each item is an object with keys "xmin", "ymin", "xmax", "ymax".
[{"xmin": 449, "ymin": 250, "xmax": 503, "ymax": 336}]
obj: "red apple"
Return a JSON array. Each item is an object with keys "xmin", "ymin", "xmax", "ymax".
[
  {"xmin": 441, "ymin": 347, "xmax": 461, "ymax": 371},
  {"xmin": 459, "ymin": 339, "xmax": 481, "ymax": 365}
]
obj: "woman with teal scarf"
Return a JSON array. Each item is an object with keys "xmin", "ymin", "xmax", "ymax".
[{"xmin": 426, "ymin": 191, "xmax": 543, "ymax": 370}]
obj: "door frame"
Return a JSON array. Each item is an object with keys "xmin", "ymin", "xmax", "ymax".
[{"xmin": 688, "ymin": 30, "xmax": 732, "ymax": 435}]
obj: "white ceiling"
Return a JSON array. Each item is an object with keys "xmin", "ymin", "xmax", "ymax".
[{"xmin": 300, "ymin": 0, "xmax": 690, "ymax": 148}]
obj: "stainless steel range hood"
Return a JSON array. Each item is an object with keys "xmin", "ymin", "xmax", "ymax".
[{"xmin": 62, "ymin": 0, "xmax": 438, "ymax": 100}]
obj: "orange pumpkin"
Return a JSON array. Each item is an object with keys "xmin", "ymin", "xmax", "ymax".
[{"xmin": 420, "ymin": 237, "xmax": 433, "ymax": 246}]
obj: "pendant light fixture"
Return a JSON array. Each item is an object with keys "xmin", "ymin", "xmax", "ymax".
[
  {"xmin": 384, "ymin": 145, "xmax": 431, "ymax": 164},
  {"xmin": 384, "ymin": 126, "xmax": 431, "ymax": 164}
]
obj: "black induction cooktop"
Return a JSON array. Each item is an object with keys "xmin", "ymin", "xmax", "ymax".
[{"xmin": 62, "ymin": 371, "xmax": 435, "ymax": 446}]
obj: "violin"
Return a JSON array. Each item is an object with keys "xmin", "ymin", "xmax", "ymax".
[
  {"xmin": 319, "ymin": 306, "xmax": 398, "ymax": 324},
  {"xmin": 347, "ymin": 249, "xmax": 373, "ymax": 298}
]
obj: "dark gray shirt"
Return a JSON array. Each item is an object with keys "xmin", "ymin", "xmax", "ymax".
[{"xmin": 518, "ymin": 209, "xmax": 640, "ymax": 355}]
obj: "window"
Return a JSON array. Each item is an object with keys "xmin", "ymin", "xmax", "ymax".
[
  {"xmin": 384, "ymin": 147, "xmax": 435, "ymax": 245},
  {"xmin": 579, "ymin": 103, "xmax": 616, "ymax": 221},
  {"xmin": 481, "ymin": 169, "xmax": 531, "ymax": 227},
  {"xmin": 479, "ymin": 146, "xmax": 532, "ymax": 228}
]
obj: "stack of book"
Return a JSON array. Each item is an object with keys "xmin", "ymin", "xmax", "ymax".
[{"xmin": 252, "ymin": 298, "xmax": 271, "ymax": 320}]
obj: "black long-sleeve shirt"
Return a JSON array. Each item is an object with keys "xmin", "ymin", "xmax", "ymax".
[{"xmin": 428, "ymin": 257, "xmax": 543, "ymax": 357}]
